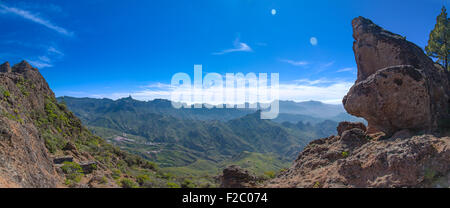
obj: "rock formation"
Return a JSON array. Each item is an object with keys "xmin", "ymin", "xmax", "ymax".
[
  {"xmin": 337, "ymin": 121, "xmax": 367, "ymax": 136},
  {"xmin": 0, "ymin": 62, "xmax": 11, "ymax": 73},
  {"xmin": 264, "ymin": 17, "xmax": 450, "ymax": 188},
  {"xmin": 220, "ymin": 165, "xmax": 257, "ymax": 188},
  {"xmin": 0, "ymin": 60, "xmax": 161, "ymax": 188},
  {"xmin": 344, "ymin": 17, "xmax": 450, "ymax": 136},
  {"xmin": 265, "ymin": 131, "xmax": 449, "ymax": 188},
  {"xmin": 0, "ymin": 61, "xmax": 61, "ymax": 187}
]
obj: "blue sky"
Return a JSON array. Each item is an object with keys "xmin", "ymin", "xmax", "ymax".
[{"xmin": 0, "ymin": 0, "xmax": 448, "ymax": 104}]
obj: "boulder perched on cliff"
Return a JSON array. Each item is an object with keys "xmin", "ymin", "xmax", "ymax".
[
  {"xmin": 265, "ymin": 17, "xmax": 450, "ymax": 188},
  {"xmin": 343, "ymin": 17, "xmax": 450, "ymax": 136},
  {"xmin": 265, "ymin": 134, "xmax": 449, "ymax": 188},
  {"xmin": 220, "ymin": 165, "xmax": 256, "ymax": 188}
]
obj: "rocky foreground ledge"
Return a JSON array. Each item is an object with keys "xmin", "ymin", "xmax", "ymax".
[
  {"xmin": 265, "ymin": 125, "xmax": 449, "ymax": 188},
  {"xmin": 259, "ymin": 17, "xmax": 450, "ymax": 188}
]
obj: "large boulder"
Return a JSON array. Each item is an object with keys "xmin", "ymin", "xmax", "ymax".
[{"xmin": 344, "ymin": 17, "xmax": 450, "ymax": 136}]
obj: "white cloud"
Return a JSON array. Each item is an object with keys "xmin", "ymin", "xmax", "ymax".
[
  {"xmin": 213, "ymin": 38, "xmax": 252, "ymax": 55},
  {"xmin": 82, "ymin": 79, "xmax": 352, "ymax": 105},
  {"xmin": 293, "ymin": 78, "xmax": 337, "ymax": 85},
  {"xmin": 26, "ymin": 45, "xmax": 65, "ymax": 69},
  {"xmin": 47, "ymin": 46, "xmax": 64, "ymax": 56},
  {"xmin": 280, "ymin": 59, "xmax": 309, "ymax": 67},
  {"xmin": 337, "ymin": 67, "xmax": 355, "ymax": 72},
  {"xmin": 0, "ymin": 3, "xmax": 73, "ymax": 36},
  {"xmin": 28, "ymin": 59, "xmax": 53, "ymax": 68},
  {"xmin": 322, "ymin": 61, "xmax": 334, "ymax": 68}
]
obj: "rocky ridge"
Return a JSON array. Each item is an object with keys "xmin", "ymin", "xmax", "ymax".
[
  {"xmin": 0, "ymin": 61, "xmax": 164, "ymax": 188},
  {"xmin": 344, "ymin": 17, "xmax": 450, "ymax": 136}
]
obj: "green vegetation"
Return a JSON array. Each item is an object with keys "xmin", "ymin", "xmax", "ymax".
[
  {"xmin": 167, "ymin": 182, "xmax": 181, "ymax": 188},
  {"xmin": 16, "ymin": 77, "xmax": 30, "ymax": 96},
  {"xmin": 136, "ymin": 174, "xmax": 151, "ymax": 186},
  {"xmin": 342, "ymin": 151, "xmax": 349, "ymax": 158},
  {"xmin": 264, "ymin": 171, "xmax": 276, "ymax": 179},
  {"xmin": 424, "ymin": 168, "xmax": 437, "ymax": 182},
  {"xmin": 426, "ymin": 6, "xmax": 450, "ymax": 71},
  {"xmin": 100, "ymin": 176, "xmax": 108, "ymax": 184},
  {"xmin": 27, "ymin": 95, "xmax": 181, "ymax": 187},
  {"xmin": 43, "ymin": 130, "xmax": 66, "ymax": 153},
  {"xmin": 0, "ymin": 86, "xmax": 10, "ymax": 99},
  {"xmin": 120, "ymin": 178, "xmax": 138, "ymax": 188},
  {"xmin": 181, "ymin": 179, "xmax": 196, "ymax": 188},
  {"xmin": 111, "ymin": 169, "xmax": 121, "ymax": 180},
  {"xmin": 313, "ymin": 181, "xmax": 321, "ymax": 188}
]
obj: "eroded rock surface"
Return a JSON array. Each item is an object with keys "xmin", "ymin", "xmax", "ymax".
[
  {"xmin": 344, "ymin": 17, "xmax": 450, "ymax": 135},
  {"xmin": 220, "ymin": 165, "xmax": 256, "ymax": 188},
  {"xmin": 265, "ymin": 133, "xmax": 450, "ymax": 188}
]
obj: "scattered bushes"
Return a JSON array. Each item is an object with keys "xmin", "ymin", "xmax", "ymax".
[
  {"xmin": 16, "ymin": 77, "xmax": 29, "ymax": 96},
  {"xmin": 264, "ymin": 171, "xmax": 276, "ymax": 179},
  {"xmin": 120, "ymin": 178, "xmax": 138, "ymax": 188},
  {"xmin": 181, "ymin": 179, "xmax": 196, "ymax": 188},
  {"xmin": 166, "ymin": 182, "xmax": 181, "ymax": 188},
  {"xmin": 0, "ymin": 86, "xmax": 10, "ymax": 99},
  {"xmin": 61, "ymin": 162, "xmax": 84, "ymax": 185},
  {"xmin": 342, "ymin": 151, "xmax": 349, "ymax": 158},
  {"xmin": 111, "ymin": 169, "xmax": 121, "ymax": 180},
  {"xmin": 136, "ymin": 174, "xmax": 151, "ymax": 186},
  {"xmin": 42, "ymin": 131, "xmax": 66, "ymax": 153}
]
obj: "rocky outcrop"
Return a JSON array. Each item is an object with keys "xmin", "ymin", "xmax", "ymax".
[
  {"xmin": 344, "ymin": 17, "xmax": 450, "ymax": 136},
  {"xmin": 265, "ymin": 133, "xmax": 449, "ymax": 188},
  {"xmin": 264, "ymin": 17, "xmax": 450, "ymax": 188},
  {"xmin": 53, "ymin": 156, "xmax": 74, "ymax": 164},
  {"xmin": 220, "ymin": 165, "xmax": 256, "ymax": 188},
  {"xmin": 79, "ymin": 161, "xmax": 97, "ymax": 174},
  {"xmin": 0, "ymin": 62, "xmax": 11, "ymax": 73},
  {"xmin": 0, "ymin": 61, "xmax": 60, "ymax": 187},
  {"xmin": 337, "ymin": 121, "xmax": 366, "ymax": 136}
]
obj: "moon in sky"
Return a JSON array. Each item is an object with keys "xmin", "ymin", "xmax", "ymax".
[
  {"xmin": 310, "ymin": 37, "xmax": 318, "ymax": 46},
  {"xmin": 271, "ymin": 9, "xmax": 277, "ymax": 15}
]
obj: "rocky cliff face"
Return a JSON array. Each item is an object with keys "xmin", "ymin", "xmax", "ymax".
[
  {"xmin": 0, "ymin": 61, "xmax": 61, "ymax": 187},
  {"xmin": 264, "ymin": 17, "xmax": 450, "ymax": 188},
  {"xmin": 0, "ymin": 61, "xmax": 160, "ymax": 188}
]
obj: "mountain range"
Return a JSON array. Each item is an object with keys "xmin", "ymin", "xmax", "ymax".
[{"xmin": 57, "ymin": 96, "xmax": 362, "ymax": 181}]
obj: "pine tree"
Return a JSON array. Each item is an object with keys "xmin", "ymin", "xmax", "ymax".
[{"xmin": 425, "ymin": 6, "xmax": 450, "ymax": 71}]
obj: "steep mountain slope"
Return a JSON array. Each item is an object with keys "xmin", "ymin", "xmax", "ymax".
[{"xmin": 0, "ymin": 61, "xmax": 177, "ymax": 188}]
